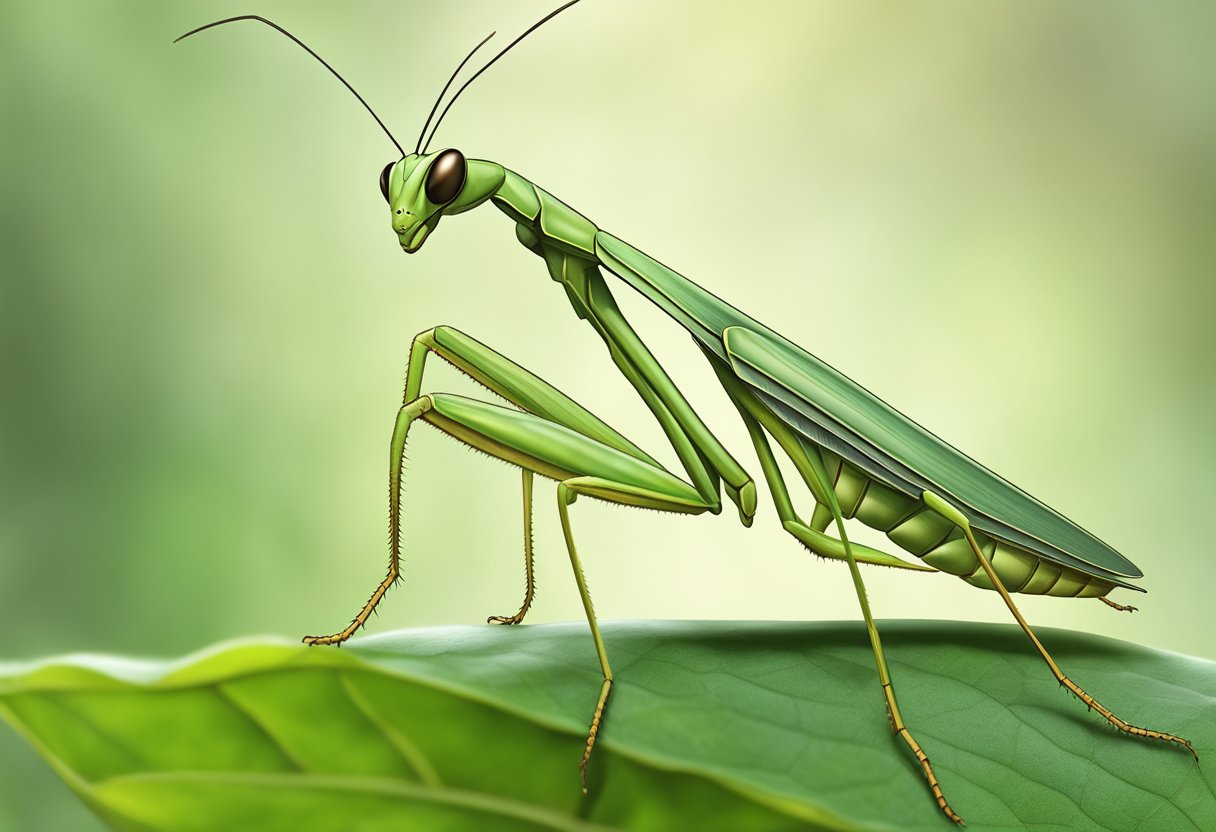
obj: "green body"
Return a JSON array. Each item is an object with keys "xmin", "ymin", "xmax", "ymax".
[
  {"xmin": 392, "ymin": 153, "xmax": 1136, "ymax": 600},
  {"xmin": 176, "ymin": 16, "xmax": 1189, "ymax": 822}
]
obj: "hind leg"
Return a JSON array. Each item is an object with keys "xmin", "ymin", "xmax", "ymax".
[{"xmin": 922, "ymin": 491, "xmax": 1195, "ymax": 760}]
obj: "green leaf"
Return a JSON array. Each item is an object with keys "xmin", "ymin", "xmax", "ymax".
[{"xmin": 1, "ymin": 621, "xmax": 1213, "ymax": 831}]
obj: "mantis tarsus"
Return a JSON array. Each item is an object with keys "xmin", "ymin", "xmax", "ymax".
[{"xmin": 176, "ymin": 4, "xmax": 1196, "ymax": 824}]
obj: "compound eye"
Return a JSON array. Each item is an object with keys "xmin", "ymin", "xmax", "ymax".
[
  {"xmin": 425, "ymin": 148, "xmax": 466, "ymax": 205},
  {"xmin": 379, "ymin": 161, "xmax": 394, "ymax": 203}
]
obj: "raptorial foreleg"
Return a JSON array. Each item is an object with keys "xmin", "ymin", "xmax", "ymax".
[
  {"xmin": 709, "ymin": 357, "xmax": 935, "ymax": 572},
  {"xmin": 585, "ymin": 271, "xmax": 757, "ymax": 523}
]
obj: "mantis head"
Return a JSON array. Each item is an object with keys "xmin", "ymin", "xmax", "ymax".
[
  {"xmin": 380, "ymin": 149, "xmax": 495, "ymax": 254},
  {"xmin": 381, "ymin": 152, "xmax": 462, "ymax": 254},
  {"xmin": 373, "ymin": 0, "xmax": 584, "ymax": 255},
  {"xmin": 175, "ymin": 3, "xmax": 583, "ymax": 253}
]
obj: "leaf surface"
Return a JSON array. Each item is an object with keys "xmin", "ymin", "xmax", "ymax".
[{"xmin": 2, "ymin": 621, "xmax": 1214, "ymax": 831}]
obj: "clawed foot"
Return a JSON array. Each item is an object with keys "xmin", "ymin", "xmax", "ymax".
[
  {"xmin": 487, "ymin": 611, "xmax": 528, "ymax": 625},
  {"xmin": 882, "ymin": 683, "xmax": 964, "ymax": 824},
  {"xmin": 302, "ymin": 626, "xmax": 356, "ymax": 647},
  {"xmin": 579, "ymin": 678, "xmax": 613, "ymax": 794},
  {"xmin": 1060, "ymin": 676, "xmax": 1197, "ymax": 761},
  {"xmin": 1099, "ymin": 596, "xmax": 1138, "ymax": 613},
  {"xmin": 303, "ymin": 570, "xmax": 398, "ymax": 646}
]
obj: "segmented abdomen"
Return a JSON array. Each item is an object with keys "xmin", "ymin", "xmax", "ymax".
[{"xmin": 817, "ymin": 451, "xmax": 1116, "ymax": 598}]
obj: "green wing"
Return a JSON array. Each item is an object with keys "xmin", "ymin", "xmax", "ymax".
[
  {"xmin": 592, "ymin": 230, "xmax": 1140, "ymax": 583},
  {"xmin": 722, "ymin": 325, "xmax": 1140, "ymax": 581}
]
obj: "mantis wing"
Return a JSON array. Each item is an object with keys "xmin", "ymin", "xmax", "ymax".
[
  {"xmin": 721, "ymin": 325, "xmax": 1141, "ymax": 583},
  {"xmin": 592, "ymin": 230, "xmax": 1140, "ymax": 585}
]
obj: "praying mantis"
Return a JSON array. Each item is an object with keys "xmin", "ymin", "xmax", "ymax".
[{"xmin": 175, "ymin": 3, "xmax": 1196, "ymax": 824}]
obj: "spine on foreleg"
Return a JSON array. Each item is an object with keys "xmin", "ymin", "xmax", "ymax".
[{"xmin": 819, "ymin": 451, "xmax": 1117, "ymax": 599}]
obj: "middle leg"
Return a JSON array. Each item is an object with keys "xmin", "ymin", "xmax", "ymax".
[
  {"xmin": 710, "ymin": 361, "xmax": 964, "ymax": 824},
  {"xmin": 487, "ymin": 469, "xmax": 537, "ymax": 625},
  {"xmin": 414, "ymin": 396, "xmax": 715, "ymax": 787}
]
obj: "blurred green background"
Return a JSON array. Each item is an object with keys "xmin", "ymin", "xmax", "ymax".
[{"xmin": 2, "ymin": 1, "xmax": 1214, "ymax": 828}]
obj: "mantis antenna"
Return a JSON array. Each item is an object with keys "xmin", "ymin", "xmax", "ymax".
[
  {"xmin": 421, "ymin": 0, "xmax": 585, "ymax": 153},
  {"xmin": 415, "ymin": 32, "xmax": 497, "ymax": 155},
  {"xmin": 174, "ymin": 15, "xmax": 407, "ymax": 158}
]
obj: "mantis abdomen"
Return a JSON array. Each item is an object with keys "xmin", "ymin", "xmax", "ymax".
[{"xmin": 814, "ymin": 450, "xmax": 1117, "ymax": 598}]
